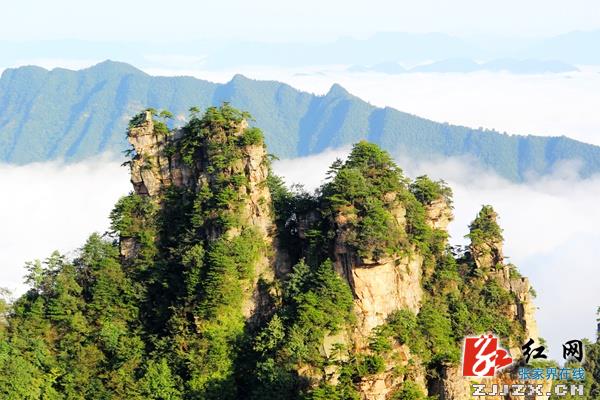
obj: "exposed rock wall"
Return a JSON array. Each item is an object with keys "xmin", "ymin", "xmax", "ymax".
[
  {"xmin": 127, "ymin": 111, "xmax": 191, "ymax": 197},
  {"xmin": 490, "ymin": 265, "xmax": 539, "ymax": 347},
  {"xmin": 429, "ymin": 208, "xmax": 542, "ymax": 400},
  {"xmin": 425, "ymin": 198, "xmax": 453, "ymax": 231},
  {"xmin": 327, "ymin": 200, "xmax": 427, "ymax": 399},
  {"xmin": 350, "ymin": 252, "xmax": 423, "ymax": 340},
  {"xmin": 123, "ymin": 115, "xmax": 543, "ymax": 399},
  {"xmin": 470, "ymin": 210, "xmax": 539, "ymax": 347},
  {"xmin": 330, "ymin": 201, "xmax": 424, "ymax": 343},
  {"xmin": 328, "ymin": 195, "xmax": 542, "ymax": 400},
  {"xmin": 469, "ymin": 207, "xmax": 504, "ymax": 270},
  {"xmin": 124, "ymin": 111, "xmax": 275, "ymax": 321}
]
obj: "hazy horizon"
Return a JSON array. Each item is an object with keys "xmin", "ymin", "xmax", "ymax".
[{"xmin": 2, "ymin": 0, "xmax": 599, "ymax": 41}]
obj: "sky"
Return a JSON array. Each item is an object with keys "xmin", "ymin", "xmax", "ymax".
[{"xmin": 1, "ymin": 0, "xmax": 599, "ymax": 42}]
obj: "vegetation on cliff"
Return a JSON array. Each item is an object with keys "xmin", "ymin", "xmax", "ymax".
[{"xmin": 0, "ymin": 104, "xmax": 570, "ymax": 399}]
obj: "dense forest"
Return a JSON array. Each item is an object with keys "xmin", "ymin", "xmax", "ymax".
[
  {"xmin": 0, "ymin": 105, "xmax": 598, "ymax": 399},
  {"xmin": 2, "ymin": 61, "xmax": 600, "ymax": 182}
]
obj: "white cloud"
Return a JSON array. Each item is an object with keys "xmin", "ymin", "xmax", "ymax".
[
  {"xmin": 0, "ymin": 156, "xmax": 130, "ymax": 294},
  {"xmin": 273, "ymin": 149, "xmax": 600, "ymax": 360},
  {"xmin": 0, "ymin": 148, "xmax": 597, "ymax": 362},
  {"xmin": 271, "ymin": 147, "xmax": 350, "ymax": 191}
]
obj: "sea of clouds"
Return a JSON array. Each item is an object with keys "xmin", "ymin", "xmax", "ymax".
[
  {"xmin": 1, "ymin": 150, "xmax": 598, "ymax": 361},
  {"xmin": 0, "ymin": 156, "xmax": 131, "ymax": 295}
]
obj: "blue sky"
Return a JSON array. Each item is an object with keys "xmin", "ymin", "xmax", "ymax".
[{"xmin": 2, "ymin": 0, "xmax": 599, "ymax": 42}]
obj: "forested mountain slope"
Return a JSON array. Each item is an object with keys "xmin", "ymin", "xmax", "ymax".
[
  {"xmin": 2, "ymin": 105, "xmax": 586, "ymax": 399},
  {"xmin": 1, "ymin": 61, "xmax": 599, "ymax": 181}
]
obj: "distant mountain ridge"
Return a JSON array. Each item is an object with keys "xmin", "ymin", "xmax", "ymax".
[
  {"xmin": 2, "ymin": 31, "xmax": 600, "ymax": 70},
  {"xmin": 1, "ymin": 60, "xmax": 600, "ymax": 181},
  {"xmin": 348, "ymin": 58, "xmax": 578, "ymax": 74}
]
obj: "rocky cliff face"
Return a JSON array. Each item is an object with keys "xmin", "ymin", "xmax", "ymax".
[
  {"xmin": 127, "ymin": 111, "xmax": 190, "ymax": 197},
  {"xmin": 469, "ymin": 209, "xmax": 539, "ymax": 348},
  {"xmin": 124, "ymin": 110, "xmax": 275, "ymax": 321},
  {"xmin": 429, "ymin": 208, "xmax": 541, "ymax": 400},
  {"xmin": 349, "ymin": 252, "xmax": 423, "ymax": 340},
  {"xmin": 491, "ymin": 266, "xmax": 539, "ymax": 347},
  {"xmin": 319, "ymin": 194, "xmax": 433, "ymax": 400},
  {"xmin": 127, "ymin": 112, "xmax": 272, "ymax": 234},
  {"xmin": 122, "ymin": 110, "xmax": 543, "ymax": 400},
  {"xmin": 331, "ymin": 201, "xmax": 423, "ymax": 343},
  {"xmin": 0, "ymin": 104, "xmax": 552, "ymax": 400},
  {"xmin": 325, "ymin": 192, "xmax": 541, "ymax": 400},
  {"xmin": 424, "ymin": 198, "xmax": 453, "ymax": 231}
]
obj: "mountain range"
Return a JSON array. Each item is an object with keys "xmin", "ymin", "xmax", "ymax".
[
  {"xmin": 349, "ymin": 58, "xmax": 578, "ymax": 74},
  {"xmin": 1, "ymin": 60, "xmax": 599, "ymax": 181}
]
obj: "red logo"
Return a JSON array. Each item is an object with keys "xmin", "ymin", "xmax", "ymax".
[{"xmin": 462, "ymin": 334, "xmax": 513, "ymax": 377}]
